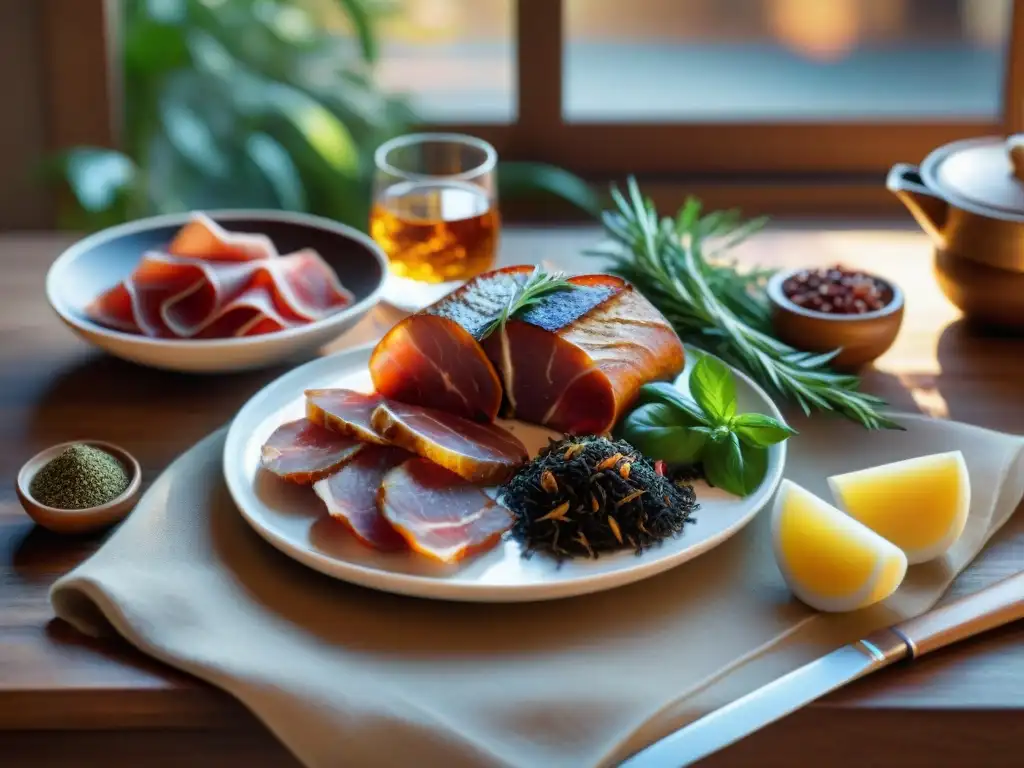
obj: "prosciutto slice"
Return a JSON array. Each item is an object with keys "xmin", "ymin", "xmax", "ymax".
[
  {"xmin": 312, "ymin": 446, "xmax": 411, "ymax": 551},
  {"xmin": 85, "ymin": 214, "xmax": 353, "ymax": 339},
  {"xmin": 378, "ymin": 457, "xmax": 513, "ymax": 563},
  {"xmin": 305, "ymin": 389, "xmax": 388, "ymax": 445},
  {"xmin": 370, "ymin": 400, "xmax": 527, "ymax": 484},
  {"xmin": 260, "ymin": 418, "xmax": 363, "ymax": 484},
  {"xmin": 168, "ymin": 212, "xmax": 278, "ymax": 262},
  {"xmin": 369, "ymin": 267, "xmax": 684, "ymax": 435}
]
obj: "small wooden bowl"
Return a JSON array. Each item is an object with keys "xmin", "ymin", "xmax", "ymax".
[
  {"xmin": 766, "ymin": 268, "xmax": 905, "ymax": 371},
  {"xmin": 16, "ymin": 440, "xmax": 141, "ymax": 534}
]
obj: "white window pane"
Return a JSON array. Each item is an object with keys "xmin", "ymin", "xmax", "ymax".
[
  {"xmin": 564, "ymin": 0, "xmax": 1011, "ymax": 122},
  {"xmin": 376, "ymin": 0, "xmax": 515, "ymax": 123}
]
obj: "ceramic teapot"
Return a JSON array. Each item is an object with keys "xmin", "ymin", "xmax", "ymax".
[{"xmin": 887, "ymin": 135, "xmax": 1024, "ymax": 274}]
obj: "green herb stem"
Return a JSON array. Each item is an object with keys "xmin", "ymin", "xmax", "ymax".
[
  {"xmin": 589, "ymin": 178, "xmax": 902, "ymax": 431},
  {"xmin": 479, "ymin": 266, "xmax": 575, "ymax": 339}
]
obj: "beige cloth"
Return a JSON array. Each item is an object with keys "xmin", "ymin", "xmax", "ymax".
[{"xmin": 51, "ymin": 413, "xmax": 1024, "ymax": 768}]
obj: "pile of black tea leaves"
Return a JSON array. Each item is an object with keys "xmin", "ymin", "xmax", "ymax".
[{"xmin": 500, "ymin": 435, "xmax": 698, "ymax": 560}]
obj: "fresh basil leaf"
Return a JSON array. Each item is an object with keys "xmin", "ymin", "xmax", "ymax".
[
  {"xmin": 636, "ymin": 382, "xmax": 710, "ymax": 427},
  {"xmin": 739, "ymin": 442, "xmax": 769, "ymax": 495},
  {"xmin": 689, "ymin": 354, "xmax": 737, "ymax": 424},
  {"xmin": 619, "ymin": 404, "xmax": 708, "ymax": 464},
  {"xmin": 702, "ymin": 432, "xmax": 746, "ymax": 496},
  {"xmin": 731, "ymin": 412, "xmax": 797, "ymax": 448}
]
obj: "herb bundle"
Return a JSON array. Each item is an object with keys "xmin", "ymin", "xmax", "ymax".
[
  {"xmin": 501, "ymin": 435, "xmax": 698, "ymax": 560},
  {"xmin": 620, "ymin": 354, "xmax": 795, "ymax": 497},
  {"xmin": 587, "ymin": 178, "xmax": 901, "ymax": 430}
]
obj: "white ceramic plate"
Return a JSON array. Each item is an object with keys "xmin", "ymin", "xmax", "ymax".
[{"xmin": 223, "ymin": 344, "xmax": 787, "ymax": 602}]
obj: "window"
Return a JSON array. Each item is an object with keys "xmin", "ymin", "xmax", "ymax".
[
  {"xmin": 440, "ymin": 0, "xmax": 1020, "ymax": 187},
  {"xmin": 376, "ymin": 0, "xmax": 515, "ymax": 124},
  {"xmin": 564, "ymin": 0, "xmax": 1010, "ymax": 121},
  {"xmin": 24, "ymin": 0, "xmax": 1024, "ymax": 222}
]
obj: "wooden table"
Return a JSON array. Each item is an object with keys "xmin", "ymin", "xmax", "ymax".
[{"xmin": 3, "ymin": 225, "xmax": 1024, "ymax": 766}]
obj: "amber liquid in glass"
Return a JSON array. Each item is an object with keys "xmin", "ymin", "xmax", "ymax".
[{"xmin": 370, "ymin": 180, "xmax": 499, "ymax": 283}]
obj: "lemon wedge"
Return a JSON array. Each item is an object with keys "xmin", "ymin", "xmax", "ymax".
[
  {"xmin": 827, "ymin": 451, "xmax": 970, "ymax": 565},
  {"xmin": 772, "ymin": 480, "xmax": 907, "ymax": 613}
]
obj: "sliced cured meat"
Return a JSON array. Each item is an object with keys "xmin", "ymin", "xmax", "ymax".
[
  {"xmin": 260, "ymin": 418, "xmax": 363, "ymax": 484},
  {"xmin": 267, "ymin": 249, "xmax": 354, "ymax": 322},
  {"xmin": 370, "ymin": 266, "xmax": 684, "ymax": 435},
  {"xmin": 192, "ymin": 283, "xmax": 297, "ymax": 339},
  {"xmin": 312, "ymin": 446, "xmax": 411, "ymax": 551},
  {"xmin": 157, "ymin": 256, "xmax": 277, "ymax": 337},
  {"xmin": 169, "ymin": 212, "xmax": 277, "ymax": 261},
  {"xmin": 84, "ymin": 282, "xmax": 142, "ymax": 334},
  {"xmin": 480, "ymin": 274, "xmax": 685, "ymax": 435},
  {"xmin": 86, "ymin": 246, "xmax": 352, "ymax": 340},
  {"xmin": 305, "ymin": 389, "xmax": 388, "ymax": 445},
  {"xmin": 378, "ymin": 457, "xmax": 513, "ymax": 563},
  {"xmin": 368, "ymin": 267, "xmax": 531, "ymax": 422},
  {"xmin": 370, "ymin": 401, "xmax": 528, "ymax": 484}
]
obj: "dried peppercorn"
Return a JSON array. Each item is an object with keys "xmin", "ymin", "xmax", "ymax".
[{"xmin": 781, "ymin": 265, "xmax": 893, "ymax": 315}]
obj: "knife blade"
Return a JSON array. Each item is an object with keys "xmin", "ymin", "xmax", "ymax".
[
  {"xmin": 619, "ymin": 569, "xmax": 1024, "ymax": 767},
  {"xmin": 618, "ymin": 631, "xmax": 908, "ymax": 767}
]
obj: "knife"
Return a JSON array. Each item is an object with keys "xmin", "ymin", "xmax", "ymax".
[{"xmin": 621, "ymin": 570, "xmax": 1024, "ymax": 767}]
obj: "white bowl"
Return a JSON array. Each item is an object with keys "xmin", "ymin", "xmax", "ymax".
[{"xmin": 45, "ymin": 210, "xmax": 387, "ymax": 373}]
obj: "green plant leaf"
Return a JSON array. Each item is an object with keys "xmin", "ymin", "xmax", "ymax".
[
  {"xmin": 245, "ymin": 132, "xmax": 306, "ymax": 210},
  {"xmin": 123, "ymin": 18, "xmax": 191, "ymax": 75},
  {"xmin": 329, "ymin": 0, "xmax": 378, "ymax": 63},
  {"xmin": 740, "ymin": 443, "xmax": 769, "ymax": 495},
  {"xmin": 48, "ymin": 148, "xmax": 138, "ymax": 214},
  {"xmin": 498, "ymin": 162, "xmax": 601, "ymax": 217},
  {"xmin": 731, "ymin": 412, "xmax": 797, "ymax": 448},
  {"xmin": 702, "ymin": 432, "xmax": 746, "ymax": 496},
  {"xmin": 689, "ymin": 354, "xmax": 737, "ymax": 424},
  {"xmin": 159, "ymin": 97, "xmax": 231, "ymax": 177},
  {"xmin": 268, "ymin": 85, "xmax": 361, "ymax": 177},
  {"xmin": 636, "ymin": 382, "xmax": 710, "ymax": 427},
  {"xmin": 619, "ymin": 404, "xmax": 708, "ymax": 464}
]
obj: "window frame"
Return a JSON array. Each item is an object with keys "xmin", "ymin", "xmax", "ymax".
[
  {"xmin": 39, "ymin": 0, "xmax": 118, "ymax": 157},
  {"xmin": 39, "ymin": 0, "xmax": 1024, "ymax": 220},
  {"xmin": 440, "ymin": 0, "xmax": 1024, "ymax": 214}
]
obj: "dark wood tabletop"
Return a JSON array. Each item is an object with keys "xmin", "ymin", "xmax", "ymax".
[{"xmin": 3, "ymin": 225, "xmax": 1024, "ymax": 767}]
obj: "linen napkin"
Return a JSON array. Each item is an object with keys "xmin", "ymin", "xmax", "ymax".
[{"xmin": 51, "ymin": 412, "xmax": 1024, "ymax": 768}]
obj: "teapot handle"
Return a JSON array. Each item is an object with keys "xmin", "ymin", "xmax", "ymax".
[{"xmin": 886, "ymin": 164, "xmax": 948, "ymax": 249}]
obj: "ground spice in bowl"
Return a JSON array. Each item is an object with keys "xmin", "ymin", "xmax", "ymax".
[{"xmin": 29, "ymin": 443, "xmax": 130, "ymax": 509}]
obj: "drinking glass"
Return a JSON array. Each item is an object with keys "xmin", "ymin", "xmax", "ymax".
[{"xmin": 370, "ymin": 133, "xmax": 500, "ymax": 285}]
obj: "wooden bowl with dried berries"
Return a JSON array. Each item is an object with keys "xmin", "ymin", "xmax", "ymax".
[{"xmin": 766, "ymin": 265, "xmax": 904, "ymax": 371}]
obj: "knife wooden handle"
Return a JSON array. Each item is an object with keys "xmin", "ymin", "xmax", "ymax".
[{"xmin": 893, "ymin": 571, "xmax": 1024, "ymax": 657}]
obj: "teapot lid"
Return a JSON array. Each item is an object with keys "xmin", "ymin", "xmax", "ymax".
[{"xmin": 923, "ymin": 135, "xmax": 1024, "ymax": 219}]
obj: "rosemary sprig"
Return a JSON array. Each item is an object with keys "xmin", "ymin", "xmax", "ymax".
[
  {"xmin": 586, "ymin": 177, "xmax": 902, "ymax": 430},
  {"xmin": 480, "ymin": 266, "xmax": 575, "ymax": 338}
]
